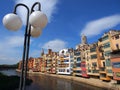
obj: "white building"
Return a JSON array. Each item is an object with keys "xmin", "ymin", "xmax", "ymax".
[{"xmin": 57, "ymin": 49, "xmax": 74, "ymax": 75}]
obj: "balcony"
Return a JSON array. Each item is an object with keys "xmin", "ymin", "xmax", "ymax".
[
  {"xmin": 99, "ymin": 67, "xmax": 105, "ymax": 71},
  {"xmin": 99, "ymin": 67, "xmax": 106, "ymax": 74},
  {"xmin": 92, "ymin": 70, "xmax": 99, "ymax": 73},
  {"xmin": 58, "ymin": 64, "xmax": 69, "ymax": 67},
  {"xmin": 110, "ymin": 54, "xmax": 120, "ymax": 58}
]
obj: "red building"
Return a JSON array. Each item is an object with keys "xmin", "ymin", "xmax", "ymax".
[{"xmin": 81, "ymin": 61, "xmax": 89, "ymax": 78}]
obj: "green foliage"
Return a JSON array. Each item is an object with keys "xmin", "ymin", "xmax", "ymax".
[{"xmin": 0, "ymin": 63, "xmax": 19, "ymax": 70}]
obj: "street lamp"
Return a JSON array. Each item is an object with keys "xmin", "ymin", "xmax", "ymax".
[{"xmin": 2, "ymin": 2, "xmax": 48, "ymax": 90}]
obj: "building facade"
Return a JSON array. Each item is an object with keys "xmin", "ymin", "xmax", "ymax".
[
  {"xmin": 57, "ymin": 49, "xmax": 74, "ymax": 75},
  {"xmin": 73, "ymin": 49, "xmax": 81, "ymax": 76}
]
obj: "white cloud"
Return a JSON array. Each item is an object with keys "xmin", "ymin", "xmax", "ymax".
[
  {"xmin": 0, "ymin": 35, "xmax": 34, "ymax": 64},
  {"xmin": 80, "ymin": 14, "xmax": 120, "ymax": 37},
  {"xmin": 0, "ymin": 36, "xmax": 24, "ymax": 64},
  {"xmin": 42, "ymin": 39, "xmax": 67, "ymax": 52},
  {"xmin": 0, "ymin": 36, "xmax": 24, "ymax": 49},
  {"xmin": 0, "ymin": 55, "xmax": 18, "ymax": 65},
  {"xmin": 15, "ymin": 0, "xmax": 59, "ymax": 24}
]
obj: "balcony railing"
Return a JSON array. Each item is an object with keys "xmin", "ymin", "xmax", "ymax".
[
  {"xmin": 58, "ymin": 64, "xmax": 69, "ymax": 67},
  {"xmin": 100, "ymin": 67, "xmax": 105, "ymax": 71},
  {"xmin": 110, "ymin": 54, "xmax": 120, "ymax": 58},
  {"xmin": 92, "ymin": 70, "xmax": 99, "ymax": 73}
]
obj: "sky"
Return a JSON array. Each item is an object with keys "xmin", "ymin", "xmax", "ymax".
[{"xmin": 0, "ymin": 0, "xmax": 120, "ymax": 64}]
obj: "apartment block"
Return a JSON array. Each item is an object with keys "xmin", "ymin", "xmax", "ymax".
[
  {"xmin": 110, "ymin": 31, "xmax": 120, "ymax": 83},
  {"xmin": 57, "ymin": 49, "xmax": 74, "ymax": 75},
  {"xmin": 73, "ymin": 49, "xmax": 81, "ymax": 76},
  {"xmin": 87, "ymin": 43, "xmax": 99, "ymax": 78}
]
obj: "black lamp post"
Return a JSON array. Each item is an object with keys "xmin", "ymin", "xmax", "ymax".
[{"xmin": 3, "ymin": 2, "xmax": 48, "ymax": 90}]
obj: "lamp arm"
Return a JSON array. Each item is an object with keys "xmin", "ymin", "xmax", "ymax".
[
  {"xmin": 31, "ymin": 2, "xmax": 41, "ymax": 12},
  {"xmin": 13, "ymin": 3, "xmax": 29, "ymax": 14}
]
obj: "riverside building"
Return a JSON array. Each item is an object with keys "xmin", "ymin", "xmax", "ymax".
[
  {"xmin": 17, "ymin": 29, "xmax": 120, "ymax": 83},
  {"xmin": 73, "ymin": 49, "xmax": 81, "ymax": 76},
  {"xmin": 87, "ymin": 43, "xmax": 100, "ymax": 78},
  {"xmin": 98, "ymin": 30, "xmax": 120, "ymax": 81},
  {"xmin": 74, "ymin": 34, "xmax": 89, "ymax": 77},
  {"xmin": 57, "ymin": 49, "xmax": 74, "ymax": 75},
  {"xmin": 110, "ymin": 30, "xmax": 120, "ymax": 83}
]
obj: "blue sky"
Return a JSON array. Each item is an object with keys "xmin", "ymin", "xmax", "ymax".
[{"xmin": 0, "ymin": 0, "xmax": 120, "ymax": 64}]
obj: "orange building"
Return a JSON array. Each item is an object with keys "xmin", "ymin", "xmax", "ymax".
[
  {"xmin": 110, "ymin": 50, "xmax": 120, "ymax": 83},
  {"xmin": 28, "ymin": 57, "xmax": 34, "ymax": 71}
]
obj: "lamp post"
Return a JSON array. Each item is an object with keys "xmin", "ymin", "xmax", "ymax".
[{"xmin": 3, "ymin": 2, "xmax": 48, "ymax": 90}]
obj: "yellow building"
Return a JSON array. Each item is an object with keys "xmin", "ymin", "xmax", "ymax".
[
  {"xmin": 98, "ymin": 30, "xmax": 120, "ymax": 81},
  {"xmin": 73, "ymin": 49, "xmax": 82, "ymax": 76},
  {"xmin": 87, "ymin": 43, "xmax": 99, "ymax": 77},
  {"xmin": 41, "ymin": 49, "xmax": 46, "ymax": 73}
]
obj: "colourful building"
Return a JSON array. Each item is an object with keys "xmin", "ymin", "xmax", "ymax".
[
  {"xmin": 42, "ymin": 49, "xmax": 58, "ymax": 74},
  {"xmin": 28, "ymin": 57, "xmax": 34, "ymax": 71},
  {"xmin": 80, "ymin": 44, "xmax": 89, "ymax": 78},
  {"xmin": 98, "ymin": 30, "xmax": 120, "ymax": 81},
  {"xmin": 110, "ymin": 31, "xmax": 120, "ymax": 83},
  {"xmin": 74, "ymin": 34, "xmax": 89, "ymax": 77},
  {"xmin": 51, "ymin": 52, "xmax": 58, "ymax": 74},
  {"xmin": 87, "ymin": 43, "xmax": 99, "ymax": 78},
  {"xmin": 110, "ymin": 50, "xmax": 120, "ymax": 83}
]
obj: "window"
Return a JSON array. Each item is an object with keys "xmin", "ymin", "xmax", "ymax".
[
  {"xmin": 92, "ymin": 70, "xmax": 99, "ymax": 73},
  {"xmin": 71, "ymin": 64, "xmax": 73, "ymax": 67},
  {"xmin": 77, "ymin": 57, "xmax": 81, "ymax": 62},
  {"xmin": 76, "ymin": 63, "xmax": 81, "ymax": 67},
  {"xmin": 67, "ymin": 69, "xmax": 69, "ymax": 72},
  {"xmin": 64, "ymin": 60, "xmax": 69, "ymax": 62},
  {"xmin": 71, "ymin": 60, "xmax": 74, "ymax": 62},
  {"xmin": 103, "ymin": 62, "xmax": 105, "ymax": 67},
  {"xmin": 74, "ymin": 51, "xmax": 80, "ymax": 56},
  {"xmin": 116, "ymin": 44, "xmax": 119, "ymax": 49},
  {"xmin": 115, "ymin": 35, "xmax": 119, "ymax": 40},
  {"xmin": 112, "ymin": 62, "xmax": 120, "ymax": 68},
  {"xmin": 105, "ymin": 59, "xmax": 111, "ymax": 66},
  {"xmin": 92, "ymin": 62, "xmax": 97, "ymax": 67},
  {"xmin": 91, "ymin": 54, "xmax": 97, "ymax": 59},
  {"xmin": 104, "ymin": 50, "xmax": 111, "ymax": 56},
  {"xmin": 74, "ymin": 70, "xmax": 81, "ymax": 73},
  {"xmin": 104, "ymin": 42, "xmax": 110, "ymax": 48},
  {"xmin": 107, "ymin": 69, "xmax": 112, "ymax": 73},
  {"xmin": 102, "ymin": 35, "xmax": 108, "ymax": 41},
  {"xmin": 90, "ymin": 48, "xmax": 96, "ymax": 52}
]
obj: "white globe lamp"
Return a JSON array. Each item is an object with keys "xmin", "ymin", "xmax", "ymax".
[
  {"xmin": 3, "ymin": 13, "xmax": 22, "ymax": 31},
  {"xmin": 29, "ymin": 11, "xmax": 48, "ymax": 28},
  {"xmin": 31, "ymin": 26, "xmax": 42, "ymax": 37}
]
